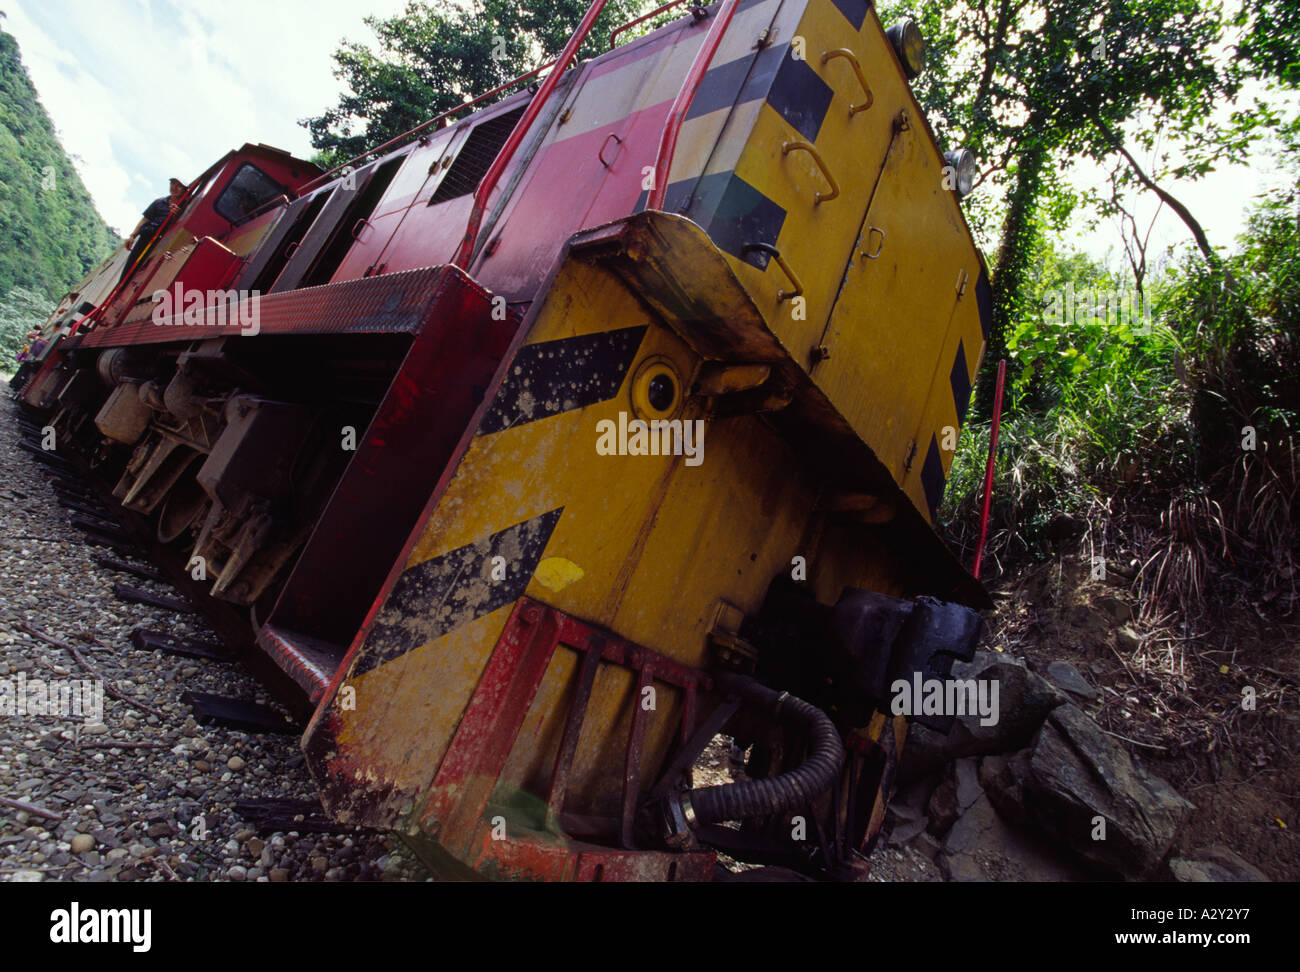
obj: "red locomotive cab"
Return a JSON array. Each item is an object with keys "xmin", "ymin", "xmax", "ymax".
[{"xmin": 83, "ymin": 144, "xmax": 320, "ymax": 334}]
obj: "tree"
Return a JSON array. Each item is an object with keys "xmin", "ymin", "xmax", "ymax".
[
  {"xmin": 302, "ymin": 0, "xmax": 651, "ymax": 164},
  {"xmin": 888, "ymin": 1, "xmax": 1246, "ymax": 418}
]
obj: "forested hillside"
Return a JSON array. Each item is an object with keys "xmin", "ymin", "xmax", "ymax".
[{"xmin": 0, "ymin": 21, "xmax": 118, "ymax": 362}]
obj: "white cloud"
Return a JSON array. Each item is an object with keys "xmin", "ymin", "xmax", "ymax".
[{"xmin": 5, "ymin": 0, "xmax": 410, "ymax": 232}]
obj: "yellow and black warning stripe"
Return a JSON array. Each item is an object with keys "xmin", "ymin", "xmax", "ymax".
[
  {"xmin": 477, "ymin": 326, "xmax": 648, "ymax": 434},
  {"xmin": 355, "ymin": 508, "xmax": 564, "ymax": 675}
]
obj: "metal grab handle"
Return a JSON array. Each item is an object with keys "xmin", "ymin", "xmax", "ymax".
[
  {"xmin": 351, "ymin": 218, "xmax": 372, "ymax": 241},
  {"xmin": 781, "ymin": 141, "xmax": 840, "ymax": 204},
  {"xmin": 743, "ymin": 243, "xmax": 803, "ymax": 302},
  {"xmin": 862, "ymin": 226, "xmax": 885, "ymax": 259},
  {"xmin": 598, "ymin": 133, "xmax": 623, "ymax": 168},
  {"xmin": 821, "ymin": 49, "xmax": 874, "ymax": 115}
]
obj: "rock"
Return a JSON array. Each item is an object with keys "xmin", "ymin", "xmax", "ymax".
[
  {"xmin": 926, "ymin": 776, "xmax": 959, "ymax": 836},
  {"xmin": 1045, "ymin": 660, "xmax": 1099, "ymax": 700},
  {"xmin": 69, "ymin": 833, "xmax": 95, "ymax": 854},
  {"xmin": 954, "ymin": 757, "xmax": 982, "ymax": 812},
  {"xmin": 193, "ymin": 760, "xmax": 211, "ymax": 773},
  {"xmin": 8, "ymin": 870, "xmax": 44, "ymax": 882},
  {"xmin": 227, "ymin": 756, "xmax": 246, "ymax": 772},
  {"xmin": 227, "ymin": 865, "xmax": 247, "ymax": 882},
  {"xmin": 1170, "ymin": 846, "xmax": 1270, "ymax": 882},
  {"xmin": 82, "ymin": 723, "xmax": 109, "ymax": 735},
  {"xmin": 269, "ymin": 868, "xmax": 290, "ymax": 883},
  {"xmin": 247, "ymin": 837, "xmax": 265, "ymax": 859},
  {"xmin": 1116, "ymin": 626, "xmax": 1142, "ymax": 652},
  {"xmin": 883, "ymin": 776, "xmax": 934, "ymax": 846},
  {"xmin": 938, "ymin": 793, "xmax": 1091, "ymax": 882},
  {"xmin": 1016, "ymin": 704, "xmax": 1192, "ymax": 879},
  {"xmin": 1045, "ymin": 513, "xmax": 1086, "ymax": 543},
  {"xmin": 899, "ymin": 652, "xmax": 1067, "ymax": 783},
  {"xmin": 1096, "ymin": 596, "xmax": 1133, "ymax": 625},
  {"xmin": 979, "ymin": 751, "xmax": 1032, "ymax": 829},
  {"xmin": 913, "ymin": 832, "xmax": 942, "ymax": 862}
]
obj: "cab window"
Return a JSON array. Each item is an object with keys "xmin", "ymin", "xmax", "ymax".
[{"xmin": 215, "ymin": 163, "xmax": 287, "ymax": 224}]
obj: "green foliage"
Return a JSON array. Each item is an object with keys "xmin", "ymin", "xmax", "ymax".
[
  {"xmin": 1237, "ymin": 0, "xmax": 1300, "ymax": 88},
  {"xmin": 942, "ymin": 235, "xmax": 1196, "ymax": 559},
  {"xmin": 302, "ymin": 0, "xmax": 653, "ymax": 159},
  {"xmin": 884, "ymin": 1, "xmax": 1255, "ymax": 420},
  {"xmin": 0, "ymin": 27, "xmax": 118, "ymax": 303},
  {"xmin": 0, "ymin": 284, "xmax": 48, "ymax": 366},
  {"xmin": 1162, "ymin": 188, "xmax": 1300, "ymax": 467},
  {"xmin": 942, "ymin": 188, "xmax": 1299, "ymax": 571}
]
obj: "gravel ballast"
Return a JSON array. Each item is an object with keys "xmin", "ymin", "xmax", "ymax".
[{"xmin": 0, "ymin": 400, "xmax": 427, "ymax": 882}]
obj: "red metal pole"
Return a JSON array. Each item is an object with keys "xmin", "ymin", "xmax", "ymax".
[
  {"xmin": 972, "ymin": 359, "xmax": 1006, "ymax": 580},
  {"xmin": 453, "ymin": 0, "xmax": 609, "ymax": 268},
  {"xmin": 646, "ymin": 0, "xmax": 740, "ymax": 210}
]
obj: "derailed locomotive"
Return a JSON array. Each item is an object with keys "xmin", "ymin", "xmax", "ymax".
[{"xmin": 15, "ymin": 0, "xmax": 994, "ymax": 880}]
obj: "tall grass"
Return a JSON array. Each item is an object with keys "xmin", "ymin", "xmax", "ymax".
[{"xmin": 941, "ymin": 189, "xmax": 1299, "ymax": 611}]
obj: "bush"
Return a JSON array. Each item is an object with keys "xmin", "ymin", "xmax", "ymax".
[{"xmin": 940, "ymin": 189, "xmax": 1298, "ymax": 594}]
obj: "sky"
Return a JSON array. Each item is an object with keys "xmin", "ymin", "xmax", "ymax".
[
  {"xmin": 1056, "ymin": 84, "xmax": 1298, "ymax": 276},
  {"xmin": 3, "ymin": 0, "xmax": 410, "ymax": 235},
  {"xmin": 3, "ymin": 0, "xmax": 1295, "ymax": 268}
]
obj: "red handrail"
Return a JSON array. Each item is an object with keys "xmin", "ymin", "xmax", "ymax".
[
  {"xmin": 646, "ymin": 0, "xmax": 739, "ymax": 210},
  {"xmin": 972, "ymin": 358, "xmax": 1007, "ymax": 580},
  {"xmin": 72, "ymin": 179, "xmax": 199, "ymax": 335},
  {"xmin": 609, "ymin": 0, "xmax": 691, "ymax": 48},
  {"xmin": 453, "ymin": 0, "xmax": 609, "ymax": 268},
  {"xmin": 305, "ymin": 2, "xmax": 701, "ymax": 193},
  {"xmin": 299, "ymin": 59, "xmax": 560, "ymax": 195}
]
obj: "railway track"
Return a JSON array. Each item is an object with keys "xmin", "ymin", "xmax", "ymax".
[{"xmin": 0, "ymin": 397, "xmax": 425, "ymax": 882}]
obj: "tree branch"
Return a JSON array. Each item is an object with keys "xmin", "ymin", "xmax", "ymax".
[{"xmin": 1093, "ymin": 116, "xmax": 1235, "ymax": 289}]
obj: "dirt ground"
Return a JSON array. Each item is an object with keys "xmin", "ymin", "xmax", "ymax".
[{"xmin": 985, "ymin": 553, "xmax": 1300, "ymax": 881}]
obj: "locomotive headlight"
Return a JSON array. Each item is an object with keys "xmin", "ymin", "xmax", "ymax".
[
  {"xmin": 886, "ymin": 18, "xmax": 926, "ymax": 80},
  {"xmin": 943, "ymin": 148, "xmax": 977, "ymax": 198}
]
